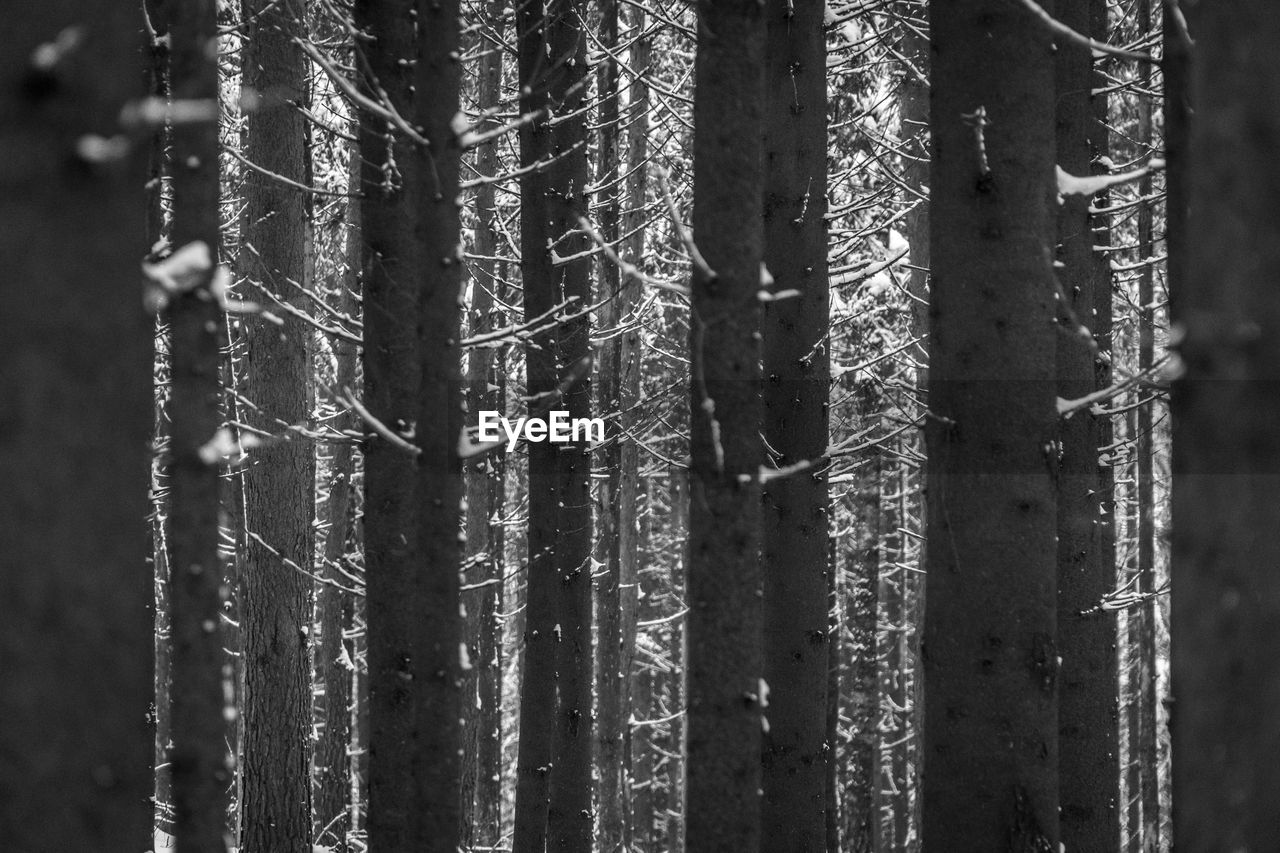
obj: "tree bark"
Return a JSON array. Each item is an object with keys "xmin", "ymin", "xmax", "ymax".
[
  {"xmin": 0, "ymin": 4, "xmax": 153, "ymax": 848},
  {"xmin": 686, "ymin": 0, "xmax": 767, "ymax": 846},
  {"xmin": 593, "ymin": 0, "xmax": 645, "ymax": 848},
  {"xmin": 1054, "ymin": 2, "xmax": 1120, "ymax": 848},
  {"xmin": 312, "ymin": 153, "xmax": 362, "ymax": 852},
  {"xmin": 354, "ymin": 0, "xmax": 465, "ymax": 847},
  {"xmin": 1170, "ymin": 1, "xmax": 1280, "ymax": 848},
  {"xmin": 238, "ymin": 2, "xmax": 313, "ymax": 848},
  {"xmin": 761, "ymin": 0, "xmax": 831, "ymax": 846},
  {"xmin": 923, "ymin": 1, "xmax": 1059, "ymax": 849},
  {"xmin": 168, "ymin": 2, "xmax": 232, "ymax": 849},
  {"xmin": 511, "ymin": 0, "xmax": 595, "ymax": 847},
  {"xmin": 462, "ymin": 0, "xmax": 507, "ymax": 844}
]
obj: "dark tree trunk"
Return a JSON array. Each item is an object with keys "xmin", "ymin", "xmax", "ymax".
[
  {"xmin": 354, "ymin": 0, "xmax": 465, "ymax": 847},
  {"xmin": 1170, "ymin": 1, "xmax": 1280, "ymax": 848},
  {"xmin": 412, "ymin": 0, "xmax": 467, "ymax": 843},
  {"xmin": 238, "ymin": 2, "xmax": 313, "ymax": 849},
  {"xmin": 760, "ymin": 0, "xmax": 831, "ymax": 847},
  {"xmin": 923, "ymin": 1, "xmax": 1059, "ymax": 849},
  {"xmin": 512, "ymin": 0, "xmax": 595, "ymax": 847},
  {"xmin": 0, "ymin": 4, "xmax": 152, "ymax": 849},
  {"xmin": 1054, "ymin": 3, "xmax": 1120, "ymax": 849},
  {"xmin": 167, "ymin": 2, "xmax": 232, "ymax": 849},
  {"xmin": 686, "ymin": 0, "xmax": 767, "ymax": 847}
]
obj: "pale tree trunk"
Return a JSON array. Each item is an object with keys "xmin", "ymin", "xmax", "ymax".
[
  {"xmin": 461, "ymin": 0, "xmax": 508, "ymax": 845},
  {"xmin": 312, "ymin": 152, "xmax": 362, "ymax": 852}
]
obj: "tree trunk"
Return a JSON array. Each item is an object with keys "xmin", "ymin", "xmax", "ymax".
[
  {"xmin": 312, "ymin": 152, "xmax": 362, "ymax": 852},
  {"xmin": 412, "ymin": 0, "xmax": 467, "ymax": 843},
  {"xmin": 355, "ymin": 0, "xmax": 465, "ymax": 847},
  {"xmin": 593, "ymin": 0, "xmax": 643, "ymax": 845},
  {"xmin": 1054, "ymin": 3, "xmax": 1120, "ymax": 849},
  {"xmin": 923, "ymin": 1, "xmax": 1059, "ymax": 849},
  {"xmin": 760, "ymin": 0, "xmax": 831, "ymax": 846},
  {"xmin": 843, "ymin": 387, "xmax": 881, "ymax": 853},
  {"xmin": 1170, "ymin": 1, "xmax": 1280, "ymax": 848},
  {"xmin": 512, "ymin": 0, "xmax": 595, "ymax": 847},
  {"xmin": 167, "ymin": 2, "xmax": 232, "ymax": 849},
  {"xmin": 238, "ymin": 2, "xmax": 313, "ymax": 848},
  {"xmin": 686, "ymin": 0, "xmax": 767, "ymax": 846},
  {"xmin": 0, "ymin": 4, "xmax": 152, "ymax": 848},
  {"xmin": 462, "ymin": 0, "xmax": 507, "ymax": 845}
]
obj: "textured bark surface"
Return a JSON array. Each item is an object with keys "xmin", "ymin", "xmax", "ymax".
[
  {"xmin": 461, "ymin": 0, "xmax": 506, "ymax": 843},
  {"xmin": 312, "ymin": 161, "xmax": 361, "ymax": 851},
  {"xmin": 686, "ymin": 0, "xmax": 766, "ymax": 846},
  {"xmin": 239, "ymin": 2, "xmax": 313, "ymax": 849},
  {"xmin": 512, "ymin": 0, "xmax": 595, "ymax": 848},
  {"xmin": 923, "ymin": 2, "xmax": 1059, "ymax": 850},
  {"xmin": 1171, "ymin": 2, "xmax": 1280, "ymax": 848},
  {"xmin": 354, "ymin": 0, "xmax": 426, "ymax": 845},
  {"xmin": 168, "ymin": 2, "xmax": 232, "ymax": 849},
  {"xmin": 0, "ymin": 4, "xmax": 152, "ymax": 849},
  {"xmin": 412, "ymin": 0, "xmax": 466, "ymax": 843},
  {"xmin": 1054, "ymin": 2, "xmax": 1120, "ymax": 848},
  {"xmin": 594, "ymin": 4, "xmax": 646, "ymax": 851},
  {"xmin": 842, "ymin": 390, "xmax": 881, "ymax": 853},
  {"xmin": 761, "ymin": 0, "xmax": 831, "ymax": 847}
]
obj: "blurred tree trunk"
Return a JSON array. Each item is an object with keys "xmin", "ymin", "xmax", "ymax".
[
  {"xmin": 1170, "ymin": 0, "xmax": 1280, "ymax": 848},
  {"xmin": 0, "ymin": 3, "xmax": 152, "ymax": 849},
  {"xmin": 923, "ymin": 1, "xmax": 1059, "ymax": 849},
  {"xmin": 238, "ymin": 2, "xmax": 313, "ymax": 848}
]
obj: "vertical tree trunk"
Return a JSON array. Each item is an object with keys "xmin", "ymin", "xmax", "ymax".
[
  {"xmin": 1170, "ymin": 1, "xmax": 1280, "ymax": 848},
  {"xmin": 686, "ymin": 0, "xmax": 767, "ymax": 847},
  {"xmin": 512, "ymin": 0, "xmax": 595, "ymax": 847},
  {"xmin": 355, "ymin": 0, "xmax": 464, "ymax": 847},
  {"xmin": 168, "ymin": 2, "xmax": 232, "ymax": 849},
  {"xmin": 412, "ymin": 0, "xmax": 466, "ymax": 843},
  {"xmin": 923, "ymin": 1, "xmax": 1059, "ymax": 849},
  {"xmin": 593, "ymin": 0, "xmax": 643, "ymax": 845},
  {"xmin": 761, "ymin": 0, "xmax": 831, "ymax": 846},
  {"xmin": 1133, "ymin": 4, "xmax": 1161, "ymax": 846},
  {"xmin": 312, "ymin": 153, "xmax": 362, "ymax": 852},
  {"xmin": 463, "ymin": 0, "xmax": 508, "ymax": 844},
  {"xmin": 0, "ymin": 4, "xmax": 152, "ymax": 849},
  {"xmin": 843, "ymin": 388, "xmax": 881, "ymax": 853},
  {"xmin": 1054, "ymin": 5, "xmax": 1120, "ymax": 849},
  {"xmin": 239, "ymin": 2, "xmax": 313, "ymax": 849}
]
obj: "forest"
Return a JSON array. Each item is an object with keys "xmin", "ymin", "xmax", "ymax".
[{"xmin": 2, "ymin": 0, "xmax": 1274, "ymax": 850}]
